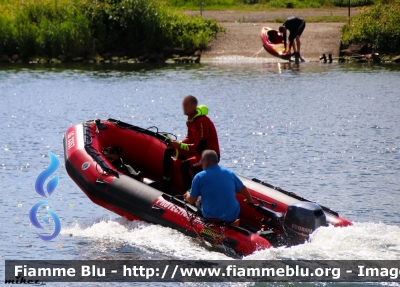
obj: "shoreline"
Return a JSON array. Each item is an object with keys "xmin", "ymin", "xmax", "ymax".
[
  {"xmin": 0, "ymin": 8, "xmax": 354, "ymax": 63},
  {"xmin": 202, "ymin": 22, "xmax": 344, "ymax": 60},
  {"xmin": 194, "ymin": 8, "xmax": 358, "ymax": 60},
  {"xmin": 1, "ymin": 8, "xmax": 398, "ymax": 64},
  {"xmin": 184, "ymin": 8, "xmax": 359, "ymax": 22}
]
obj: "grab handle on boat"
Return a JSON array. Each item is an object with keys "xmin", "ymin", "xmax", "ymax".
[
  {"xmin": 247, "ymin": 202, "xmax": 284, "ymax": 231},
  {"xmin": 162, "ymin": 133, "xmax": 179, "ymax": 159},
  {"xmin": 251, "ymin": 196, "xmax": 277, "ymax": 208},
  {"xmin": 247, "ymin": 202, "xmax": 283, "ymax": 221}
]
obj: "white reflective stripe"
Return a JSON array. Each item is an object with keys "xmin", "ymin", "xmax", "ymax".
[
  {"xmin": 76, "ymin": 124, "xmax": 84, "ymax": 150},
  {"xmin": 180, "ymin": 142, "xmax": 189, "ymax": 151}
]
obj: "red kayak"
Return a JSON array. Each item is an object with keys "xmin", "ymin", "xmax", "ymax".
[
  {"xmin": 63, "ymin": 119, "xmax": 352, "ymax": 255},
  {"xmin": 260, "ymin": 27, "xmax": 291, "ymax": 60}
]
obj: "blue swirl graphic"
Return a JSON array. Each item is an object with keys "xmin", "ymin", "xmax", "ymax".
[
  {"xmin": 29, "ymin": 201, "xmax": 61, "ymax": 241},
  {"xmin": 35, "ymin": 151, "xmax": 60, "ymax": 197}
]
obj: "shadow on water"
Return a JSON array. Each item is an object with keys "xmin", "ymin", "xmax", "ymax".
[
  {"xmin": 0, "ymin": 62, "xmax": 200, "ymax": 75},
  {"xmin": 0, "ymin": 61, "xmax": 400, "ymax": 77}
]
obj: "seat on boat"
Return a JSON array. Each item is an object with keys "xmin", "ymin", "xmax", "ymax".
[
  {"xmin": 267, "ymin": 30, "xmax": 283, "ymax": 44},
  {"xmin": 103, "ymin": 146, "xmax": 143, "ymax": 181}
]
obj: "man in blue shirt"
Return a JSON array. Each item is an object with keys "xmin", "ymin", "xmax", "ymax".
[{"xmin": 183, "ymin": 150, "xmax": 254, "ymax": 222}]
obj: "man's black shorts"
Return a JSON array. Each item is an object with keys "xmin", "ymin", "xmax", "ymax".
[{"xmin": 289, "ymin": 20, "xmax": 306, "ymax": 43}]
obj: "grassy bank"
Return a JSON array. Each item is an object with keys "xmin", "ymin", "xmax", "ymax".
[
  {"xmin": 0, "ymin": 0, "xmax": 222, "ymax": 58},
  {"xmin": 341, "ymin": 0, "xmax": 400, "ymax": 54},
  {"xmin": 166, "ymin": 0, "xmax": 380, "ymax": 9},
  {"xmin": 274, "ymin": 15, "xmax": 347, "ymax": 23}
]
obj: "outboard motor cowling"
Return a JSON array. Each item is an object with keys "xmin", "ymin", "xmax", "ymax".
[{"xmin": 283, "ymin": 202, "xmax": 326, "ymax": 244}]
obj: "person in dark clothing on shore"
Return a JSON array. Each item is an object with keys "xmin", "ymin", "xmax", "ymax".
[
  {"xmin": 163, "ymin": 95, "xmax": 220, "ymax": 192},
  {"xmin": 279, "ymin": 17, "xmax": 306, "ymax": 62}
]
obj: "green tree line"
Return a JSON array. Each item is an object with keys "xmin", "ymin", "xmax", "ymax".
[
  {"xmin": 0, "ymin": 0, "xmax": 222, "ymax": 58},
  {"xmin": 166, "ymin": 0, "xmax": 377, "ymax": 9}
]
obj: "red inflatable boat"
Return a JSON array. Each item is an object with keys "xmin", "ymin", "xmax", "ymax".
[
  {"xmin": 63, "ymin": 119, "xmax": 352, "ymax": 256},
  {"xmin": 260, "ymin": 27, "xmax": 291, "ymax": 60}
]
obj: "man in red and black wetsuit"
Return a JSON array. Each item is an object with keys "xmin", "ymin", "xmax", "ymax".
[{"xmin": 163, "ymin": 95, "xmax": 220, "ymax": 192}]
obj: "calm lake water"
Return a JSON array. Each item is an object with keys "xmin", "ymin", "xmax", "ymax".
[{"xmin": 1, "ymin": 62, "xmax": 400, "ymax": 286}]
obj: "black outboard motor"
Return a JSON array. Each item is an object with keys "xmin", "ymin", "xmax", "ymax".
[{"xmin": 283, "ymin": 202, "xmax": 326, "ymax": 245}]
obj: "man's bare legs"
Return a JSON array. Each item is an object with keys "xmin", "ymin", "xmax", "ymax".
[
  {"xmin": 296, "ymin": 35, "xmax": 305, "ymax": 62},
  {"xmin": 292, "ymin": 39, "xmax": 299, "ymax": 63}
]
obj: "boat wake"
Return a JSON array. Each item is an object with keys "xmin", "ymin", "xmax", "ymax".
[
  {"xmin": 62, "ymin": 217, "xmax": 230, "ymax": 260},
  {"xmin": 63, "ymin": 218, "xmax": 400, "ymax": 261},
  {"xmin": 247, "ymin": 222, "xmax": 400, "ymax": 260}
]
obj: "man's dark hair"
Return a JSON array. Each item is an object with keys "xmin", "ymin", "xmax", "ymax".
[
  {"xmin": 279, "ymin": 26, "xmax": 286, "ymax": 33},
  {"xmin": 185, "ymin": 95, "xmax": 198, "ymax": 106},
  {"xmin": 202, "ymin": 150, "xmax": 219, "ymax": 164}
]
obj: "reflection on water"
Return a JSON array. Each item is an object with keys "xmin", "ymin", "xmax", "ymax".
[{"xmin": 1, "ymin": 62, "xmax": 400, "ymax": 285}]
